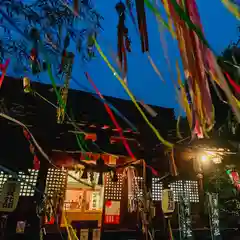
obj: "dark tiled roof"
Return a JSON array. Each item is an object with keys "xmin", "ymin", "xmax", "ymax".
[{"xmin": 0, "ymin": 77, "xmax": 176, "ymax": 170}]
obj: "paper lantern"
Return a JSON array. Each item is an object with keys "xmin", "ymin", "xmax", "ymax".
[
  {"xmin": 161, "ymin": 189, "xmax": 175, "ymax": 216},
  {"xmin": 0, "ymin": 180, "xmax": 20, "ymax": 212},
  {"xmin": 23, "ymin": 77, "xmax": 31, "ymax": 93}
]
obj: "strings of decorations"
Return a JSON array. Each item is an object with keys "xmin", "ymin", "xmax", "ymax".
[
  {"xmin": 56, "ymin": 48, "xmax": 74, "ymax": 124},
  {"xmin": 23, "ymin": 129, "xmax": 40, "ymax": 170},
  {"xmin": 221, "ymin": 0, "xmax": 240, "ymax": 19},
  {"xmin": 115, "ymin": 1, "xmax": 131, "ymax": 80},
  {"xmin": 2, "ymin": 0, "xmax": 240, "ymax": 238},
  {"xmin": 85, "ymin": 72, "xmax": 136, "ymax": 159},
  {"xmin": 167, "ymin": 0, "xmax": 214, "ymax": 139},
  {"xmin": 135, "ymin": 0, "xmax": 149, "ymax": 53},
  {"xmin": 0, "ymin": 0, "xmax": 102, "ymax": 78},
  {"xmin": 94, "ymin": 39, "xmax": 174, "ymax": 148},
  {"xmin": 0, "ymin": 59, "xmax": 10, "ymax": 88}
]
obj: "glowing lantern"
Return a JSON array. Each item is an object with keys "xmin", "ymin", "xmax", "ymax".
[
  {"xmin": 23, "ymin": 77, "xmax": 31, "ymax": 93},
  {"xmin": 162, "ymin": 189, "xmax": 175, "ymax": 216}
]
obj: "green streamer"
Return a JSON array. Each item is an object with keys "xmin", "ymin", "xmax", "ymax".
[
  {"xmin": 47, "ymin": 64, "xmax": 66, "ymax": 110},
  {"xmin": 144, "ymin": 0, "xmax": 174, "ymax": 34},
  {"xmin": 169, "ymin": 0, "xmax": 210, "ymax": 49},
  {"xmin": 75, "ymin": 134, "xmax": 85, "ymax": 152}
]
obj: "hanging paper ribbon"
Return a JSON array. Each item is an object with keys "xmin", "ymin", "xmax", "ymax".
[
  {"xmin": 23, "ymin": 129, "xmax": 40, "ymax": 170},
  {"xmin": 94, "ymin": 39, "xmax": 173, "ymax": 148},
  {"xmin": 85, "ymin": 72, "xmax": 136, "ymax": 159},
  {"xmin": 225, "ymin": 71, "xmax": 240, "ymax": 93},
  {"xmin": 153, "ymin": 1, "xmax": 176, "ymax": 86},
  {"xmin": 168, "ymin": 0, "xmax": 216, "ymax": 138},
  {"xmin": 125, "ymin": 0, "xmax": 139, "ymax": 32},
  {"xmin": 116, "ymin": 1, "xmax": 131, "ymax": 78},
  {"xmin": 144, "ymin": 0, "xmax": 176, "ymax": 38},
  {"xmin": 0, "ymin": 59, "xmax": 10, "ymax": 88},
  {"xmin": 176, "ymin": 63, "xmax": 192, "ymax": 128},
  {"xmin": 139, "ymin": 100, "xmax": 158, "ymax": 117},
  {"xmin": 168, "ymin": 0, "xmax": 210, "ymax": 48},
  {"xmin": 57, "ymin": 52, "xmax": 75, "ymax": 124},
  {"xmin": 221, "ymin": 0, "xmax": 240, "ymax": 19},
  {"xmin": 176, "ymin": 116, "xmax": 183, "ymax": 139},
  {"xmin": 146, "ymin": 54, "xmax": 165, "ymax": 82},
  {"xmin": 63, "ymin": 213, "xmax": 79, "ymax": 240},
  {"xmin": 135, "ymin": 0, "xmax": 149, "ymax": 52}
]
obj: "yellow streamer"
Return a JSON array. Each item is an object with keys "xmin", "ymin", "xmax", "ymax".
[
  {"xmin": 176, "ymin": 116, "xmax": 183, "ymax": 139},
  {"xmin": 221, "ymin": 0, "xmax": 240, "ymax": 20},
  {"xmin": 63, "ymin": 213, "xmax": 79, "ymax": 240},
  {"xmin": 146, "ymin": 53, "xmax": 165, "ymax": 82},
  {"xmin": 94, "ymin": 39, "xmax": 173, "ymax": 148},
  {"xmin": 162, "ymin": 0, "xmax": 176, "ymax": 38},
  {"xmin": 168, "ymin": 219, "xmax": 174, "ymax": 240},
  {"xmin": 155, "ymin": 0, "xmax": 177, "ymax": 88}
]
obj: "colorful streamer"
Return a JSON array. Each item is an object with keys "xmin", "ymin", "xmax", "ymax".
[
  {"xmin": 94, "ymin": 39, "xmax": 173, "ymax": 148},
  {"xmin": 4, "ymin": 7, "xmax": 137, "ymax": 132},
  {"xmin": 85, "ymin": 72, "xmax": 136, "ymax": 159},
  {"xmin": 23, "ymin": 129, "xmax": 40, "ymax": 170},
  {"xmin": 221, "ymin": 0, "xmax": 240, "ymax": 19},
  {"xmin": 168, "ymin": 0, "xmax": 210, "ymax": 48},
  {"xmin": 144, "ymin": 0, "xmax": 176, "ymax": 39},
  {"xmin": 0, "ymin": 59, "xmax": 10, "ymax": 88},
  {"xmin": 225, "ymin": 71, "xmax": 240, "ymax": 93},
  {"xmin": 176, "ymin": 62, "xmax": 192, "ymax": 128}
]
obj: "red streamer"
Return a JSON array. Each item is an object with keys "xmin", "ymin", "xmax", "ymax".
[
  {"xmin": 0, "ymin": 59, "xmax": 10, "ymax": 88},
  {"xmin": 85, "ymin": 72, "xmax": 136, "ymax": 160},
  {"xmin": 224, "ymin": 71, "xmax": 240, "ymax": 94},
  {"xmin": 23, "ymin": 129, "xmax": 40, "ymax": 170}
]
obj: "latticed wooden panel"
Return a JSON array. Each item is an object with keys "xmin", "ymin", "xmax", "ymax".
[
  {"xmin": 152, "ymin": 178, "xmax": 163, "ymax": 201},
  {"xmin": 0, "ymin": 171, "xmax": 10, "ymax": 192},
  {"xmin": 45, "ymin": 168, "xmax": 67, "ymax": 197},
  {"xmin": 170, "ymin": 180, "xmax": 199, "ymax": 203},
  {"xmin": 128, "ymin": 176, "xmax": 144, "ymax": 200},
  {"xmin": 0, "ymin": 169, "xmax": 39, "ymax": 196},
  {"xmin": 104, "ymin": 173, "xmax": 123, "ymax": 200},
  {"xmin": 18, "ymin": 169, "xmax": 39, "ymax": 196},
  {"xmin": 151, "ymin": 179, "xmax": 199, "ymax": 203}
]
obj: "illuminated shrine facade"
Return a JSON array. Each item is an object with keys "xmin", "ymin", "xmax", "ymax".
[{"xmin": 0, "ymin": 167, "xmax": 200, "ymax": 228}]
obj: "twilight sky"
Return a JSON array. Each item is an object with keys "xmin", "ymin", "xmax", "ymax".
[
  {"xmin": 6, "ymin": 0, "xmax": 240, "ymax": 112},
  {"xmin": 82, "ymin": 0, "xmax": 239, "ymax": 112}
]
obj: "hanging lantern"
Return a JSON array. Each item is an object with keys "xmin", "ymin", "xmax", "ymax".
[
  {"xmin": 23, "ymin": 77, "xmax": 31, "ymax": 93},
  {"xmin": 161, "ymin": 189, "xmax": 175, "ymax": 217},
  {"xmin": 0, "ymin": 180, "xmax": 21, "ymax": 212}
]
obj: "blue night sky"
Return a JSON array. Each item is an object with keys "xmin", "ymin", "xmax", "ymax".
[
  {"xmin": 6, "ymin": 0, "xmax": 240, "ymax": 112},
  {"xmin": 83, "ymin": 0, "xmax": 238, "ymax": 111}
]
